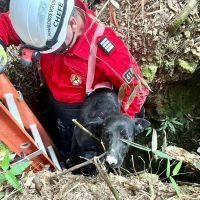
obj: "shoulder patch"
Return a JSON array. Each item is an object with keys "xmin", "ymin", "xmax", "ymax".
[
  {"xmin": 98, "ymin": 37, "xmax": 115, "ymax": 55},
  {"xmin": 123, "ymin": 68, "xmax": 134, "ymax": 83}
]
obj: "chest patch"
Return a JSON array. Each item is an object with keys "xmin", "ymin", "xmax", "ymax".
[
  {"xmin": 98, "ymin": 37, "xmax": 115, "ymax": 54},
  {"xmin": 70, "ymin": 74, "xmax": 82, "ymax": 86},
  {"xmin": 123, "ymin": 68, "xmax": 134, "ymax": 83}
]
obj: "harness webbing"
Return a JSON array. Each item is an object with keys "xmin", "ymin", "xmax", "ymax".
[{"xmin": 86, "ymin": 24, "xmax": 113, "ymax": 94}]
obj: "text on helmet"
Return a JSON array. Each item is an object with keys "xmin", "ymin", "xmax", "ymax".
[{"xmin": 47, "ymin": 0, "xmax": 64, "ymax": 38}]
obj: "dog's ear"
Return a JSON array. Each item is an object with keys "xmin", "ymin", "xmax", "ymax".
[{"xmin": 133, "ymin": 118, "xmax": 151, "ymax": 135}]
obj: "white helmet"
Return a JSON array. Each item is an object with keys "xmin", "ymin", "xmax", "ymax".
[{"xmin": 10, "ymin": 0, "xmax": 74, "ymax": 53}]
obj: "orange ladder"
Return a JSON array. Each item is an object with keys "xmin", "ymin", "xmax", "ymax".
[{"xmin": 0, "ymin": 74, "xmax": 61, "ymax": 171}]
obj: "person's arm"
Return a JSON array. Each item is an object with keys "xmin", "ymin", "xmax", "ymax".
[
  {"xmin": 96, "ymin": 27, "xmax": 149, "ymax": 118},
  {"xmin": 0, "ymin": 12, "xmax": 20, "ymax": 47}
]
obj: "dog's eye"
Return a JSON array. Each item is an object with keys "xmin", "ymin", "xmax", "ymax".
[{"xmin": 120, "ymin": 129, "xmax": 128, "ymax": 139}]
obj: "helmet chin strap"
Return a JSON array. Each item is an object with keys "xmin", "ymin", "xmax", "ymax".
[{"xmin": 55, "ymin": 31, "xmax": 75, "ymax": 54}]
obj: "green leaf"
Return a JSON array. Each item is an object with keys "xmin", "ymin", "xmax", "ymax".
[
  {"xmin": 0, "ymin": 192, "xmax": 5, "ymax": 200},
  {"xmin": 169, "ymin": 176, "xmax": 180, "ymax": 197},
  {"xmin": 121, "ymin": 140, "xmax": 152, "ymax": 152},
  {"xmin": 2, "ymin": 151, "xmax": 10, "ymax": 171},
  {"xmin": 152, "ymin": 150, "xmax": 172, "ymax": 160},
  {"xmin": 5, "ymin": 171, "xmax": 22, "ymax": 192},
  {"xmin": 197, "ymin": 147, "xmax": 200, "ymax": 154},
  {"xmin": 166, "ymin": 159, "xmax": 171, "ymax": 178},
  {"xmin": 157, "ymin": 126, "xmax": 164, "ymax": 132},
  {"xmin": 173, "ymin": 160, "xmax": 182, "ymax": 176},
  {"xmin": 168, "ymin": 122, "xmax": 176, "ymax": 133},
  {"xmin": 162, "ymin": 121, "xmax": 169, "ymax": 131},
  {"xmin": 10, "ymin": 161, "xmax": 31, "ymax": 176},
  {"xmin": 0, "ymin": 173, "xmax": 6, "ymax": 184},
  {"xmin": 146, "ymin": 127, "xmax": 153, "ymax": 136},
  {"xmin": 151, "ymin": 129, "xmax": 158, "ymax": 151},
  {"xmin": 146, "ymin": 129, "xmax": 152, "ymax": 136},
  {"xmin": 171, "ymin": 119, "xmax": 183, "ymax": 126}
]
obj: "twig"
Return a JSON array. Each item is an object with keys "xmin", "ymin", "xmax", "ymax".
[
  {"xmin": 156, "ymin": 158, "xmax": 164, "ymax": 175},
  {"xmin": 131, "ymin": 67, "xmax": 152, "ymax": 92},
  {"xmin": 119, "ymin": 167, "xmax": 131, "ymax": 175},
  {"xmin": 113, "ymin": 168, "xmax": 119, "ymax": 175},
  {"xmin": 2, "ymin": 187, "xmax": 23, "ymax": 200},
  {"xmin": 158, "ymin": 159, "xmax": 178, "ymax": 177},
  {"xmin": 135, "ymin": 193, "xmax": 150, "ymax": 200},
  {"xmin": 72, "ymin": 119, "xmax": 100, "ymax": 142},
  {"xmin": 138, "ymin": 156, "xmax": 146, "ymax": 172},
  {"xmin": 176, "ymin": 180, "xmax": 200, "ymax": 187},
  {"xmin": 94, "ymin": 157, "xmax": 121, "ymax": 200},
  {"xmin": 149, "ymin": 182, "xmax": 156, "ymax": 200},
  {"xmin": 133, "ymin": 1, "xmax": 142, "ymax": 19},
  {"xmin": 63, "ymin": 183, "xmax": 83, "ymax": 196},
  {"xmin": 141, "ymin": 0, "xmax": 146, "ymax": 20},
  {"xmin": 167, "ymin": 0, "xmax": 198, "ymax": 34},
  {"xmin": 162, "ymin": 172, "xmax": 193, "ymax": 182},
  {"xmin": 131, "ymin": 155, "xmax": 137, "ymax": 175},
  {"xmin": 146, "ymin": 9, "xmax": 166, "ymax": 16},
  {"xmin": 96, "ymin": 0, "xmax": 110, "ymax": 19},
  {"xmin": 109, "ymin": 4, "xmax": 118, "ymax": 27},
  {"xmin": 147, "ymin": 151, "xmax": 153, "ymax": 174},
  {"xmin": 54, "ymin": 152, "xmax": 106, "ymax": 178},
  {"xmin": 127, "ymin": 0, "xmax": 130, "ymax": 45},
  {"xmin": 72, "ymin": 119, "xmax": 106, "ymax": 151}
]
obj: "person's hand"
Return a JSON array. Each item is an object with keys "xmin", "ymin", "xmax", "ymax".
[{"xmin": 0, "ymin": 44, "xmax": 7, "ymax": 73}]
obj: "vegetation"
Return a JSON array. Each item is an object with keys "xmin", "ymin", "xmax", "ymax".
[
  {"xmin": 122, "ymin": 139, "xmax": 185, "ymax": 197},
  {"xmin": 166, "ymin": 160, "xmax": 183, "ymax": 197},
  {"xmin": 158, "ymin": 117, "xmax": 183, "ymax": 134},
  {"xmin": 146, "ymin": 116, "xmax": 183, "ymax": 136},
  {"xmin": 0, "ymin": 151, "xmax": 31, "ymax": 199},
  {"xmin": 0, "ymin": 0, "xmax": 200, "ymax": 199}
]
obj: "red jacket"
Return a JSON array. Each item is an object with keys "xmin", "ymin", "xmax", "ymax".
[{"xmin": 0, "ymin": 1, "xmax": 148, "ymax": 118}]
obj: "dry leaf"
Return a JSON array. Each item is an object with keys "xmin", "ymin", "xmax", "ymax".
[
  {"xmin": 125, "ymin": 85, "xmax": 139, "ymax": 110},
  {"xmin": 165, "ymin": 146, "xmax": 200, "ymax": 171},
  {"xmin": 130, "ymin": 68, "xmax": 152, "ymax": 91},
  {"xmin": 110, "ymin": 0, "xmax": 120, "ymax": 9},
  {"xmin": 118, "ymin": 83, "xmax": 127, "ymax": 103},
  {"xmin": 167, "ymin": 0, "xmax": 178, "ymax": 12}
]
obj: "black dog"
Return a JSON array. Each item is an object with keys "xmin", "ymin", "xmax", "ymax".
[{"xmin": 68, "ymin": 89, "xmax": 150, "ymax": 170}]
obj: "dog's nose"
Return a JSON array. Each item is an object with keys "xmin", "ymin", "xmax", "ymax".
[{"xmin": 105, "ymin": 155, "xmax": 118, "ymax": 167}]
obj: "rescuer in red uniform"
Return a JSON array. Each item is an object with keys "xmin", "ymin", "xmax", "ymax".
[{"xmin": 0, "ymin": 0, "xmax": 149, "ymax": 161}]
